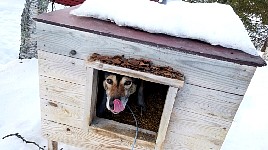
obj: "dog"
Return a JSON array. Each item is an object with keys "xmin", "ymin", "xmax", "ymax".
[{"xmin": 96, "ymin": 72, "xmax": 145, "ymax": 116}]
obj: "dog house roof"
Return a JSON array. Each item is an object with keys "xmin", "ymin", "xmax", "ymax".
[{"xmin": 35, "ymin": 6, "xmax": 266, "ymax": 67}]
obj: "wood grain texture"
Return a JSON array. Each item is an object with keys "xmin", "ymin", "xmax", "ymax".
[
  {"xmin": 84, "ymin": 67, "xmax": 98, "ymax": 127},
  {"xmin": 91, "ymin": 118, "xmax": 156, "ymax": 143},
  {"xmin": 155, "ymin": 87, "xmax": 178, "ymax": 150},
  {"xmin": 36, "ymin": 22, "xmax": 256, "ymax": 95},
  {"xmin": 87, "ymin": 61, "xmax": 184, "ymax": 88},
  {"xmin": 42, "ymin": 119, "xmax": 154, "ymax": 150},
  {"xmin": 38, "ymin": 50, "xmax": 87, "ymax": 85},
  {"xmin": 39, "ymin": 75, "xmax": 85, "ymax": 108},
  {"xmin": 163, "ymin": 107, "xmax": 230, "ymax": 150},
  {"xmin": 176, "ymin": 83, "xmax": 244, "ymax": 121},
  {"xmin": 41, "ymin": 99, "xmax": 84, "ymax": 128}
]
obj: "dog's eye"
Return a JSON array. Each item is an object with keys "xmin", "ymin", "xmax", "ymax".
[
  {"xmin": 124, "ymin": 81, "xmax": 132, "ymax": 86},
  {"xmin": 106, "ymin": 79, "xmax": 113, "ymax": 84}
]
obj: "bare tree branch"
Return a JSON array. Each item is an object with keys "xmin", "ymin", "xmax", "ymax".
[{"xmin": 2, "ymin": 133, "xmax": 45, "ymax": 150}]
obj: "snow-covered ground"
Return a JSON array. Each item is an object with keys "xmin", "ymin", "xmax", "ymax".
[
  {"xmin": 0, "ymin": 0, "xmax": 24, "ymax": 65},
  {"xmin": 0, "ymin": 0, "xmax": 268, "ymax": 150}
]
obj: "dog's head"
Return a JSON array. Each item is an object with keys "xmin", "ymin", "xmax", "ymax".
[{"xmin": 103, "ymin": 73, "xmax": 137, "ymax": 114}]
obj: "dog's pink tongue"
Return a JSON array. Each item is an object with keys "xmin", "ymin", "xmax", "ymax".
[{"xmin": 113, "ymin": 99, "xmax": 125, "ymax": 113}]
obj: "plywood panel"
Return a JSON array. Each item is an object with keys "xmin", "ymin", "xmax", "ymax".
[
  {"xmin": 39, "ymin": 75, "xmax": 85, "ymax": 108},
  {"xmin": 42, "ymin": 119, "xmax": 154, "ymax": 150},
  {"xmin": 36, "ymin": 22, "xmax": 256, "ymax": 95},
  {"xmin": 38, "ymin": 50, "xmax": 87, "ymax": 85}
]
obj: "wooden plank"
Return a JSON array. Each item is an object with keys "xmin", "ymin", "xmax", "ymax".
[
  {"xmin": 164, "ymin": 133, "xmax": 222, "ymax": 150},
  {"xmin": 87, "ymin": 61, "xmax": 184, "ymax": 88},
  {"xmin": 42, "ymin": 119, "xmax": 155, "ymax": 150},
  {"xmin": 41, "ymin": 99, "xmax": 84, "ymax": 128},
  {"xmin": 38, "ymin": 50, "xmax": 87, "ymax": 85},
  {"xmin": 155, "ymin": 87, "xmax": 178, "ymax": 149},
  {"xmin": 36, "ymin": 22, "xmax": 256, "ymax": 95},
  {"xmin": 83, "ymin": 67, "xmax": 98, "ymax": 128},
  {"xmin": 39, "ymin": 75, "xmax": 85, "ymax": 108},
  {"xmin": 163, "ymin": 108, "xmax": 231, "ymax": 150},
  {"xmin": 91, "ymin": 118, "xmax": 157, "ymax": 143},
  {"xmin": 177, "ymin": 83, "xmax": 244, "ymax": 120},
  {"xmin": 48, "ymin": 140, "xmax": 58, "ymax": 150}
]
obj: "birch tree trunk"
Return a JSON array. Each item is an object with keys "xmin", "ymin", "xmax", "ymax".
[
  {"xmin": 262, "ymin": 38, "xmax": 268, "ymax": 61},
  {"xmin": 19, "ymin": 0, "xmax": 49, "ymax": 59}
]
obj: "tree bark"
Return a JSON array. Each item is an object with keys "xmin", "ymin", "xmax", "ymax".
[
  {"xmin": 19, "ymin": 0, "xmax": 49, "ymax": 59},
  {"xmin": 262, "ymin": 38, "xmax": 268, "ymax": 61}
]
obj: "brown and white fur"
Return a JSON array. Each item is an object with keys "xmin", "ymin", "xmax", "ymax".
[{"xmin": 96, "ymin": 72, "xmax": 145, "ymax": 116}]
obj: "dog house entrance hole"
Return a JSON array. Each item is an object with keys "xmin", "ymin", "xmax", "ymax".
[
  {"xmin": 96, "ymin": 72, "xmax": 169, "ymax": 133},
  {"xmin": 85, "ymin": 61, "xmax": 184, "ymax": 148}
]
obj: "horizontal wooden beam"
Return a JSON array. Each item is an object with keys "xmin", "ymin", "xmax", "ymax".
[{"xmin": 86, "ymin": 61, "xmax": 184, "ymax": 88}]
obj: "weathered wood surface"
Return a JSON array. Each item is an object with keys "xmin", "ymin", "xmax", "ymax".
[
  {"xmin": 155, "ymin": 87, "xmax": 178, "ymax": 149},
  {"xmin": 41, "ymin": 98, "xmax": 84, "ymax": 128},
  {"xmin": 177, "ymin": 83, "xmax": 245, "ymax": 120},
  {"xmin": 84, "ymin": 67, "xmax": 98, "ymax": 127},
  {"xmin": 38, "ymin": 50, "xmax": 87, "ymax": 85},
  {"xmin": 91, "ymin": 118, "xmax": 156, "ymax": 143},
  {"xmin": 36, "ymin": 22, "xmax": 256, "ymax": 95},
  {"xmin": 164, "ymin": 108, "xmax": 230, "ymax": 150},
  {"xmin": 36, "ymin": 22, "xmax": 257, "ymax": 149},
  {"xmin": 87, "ymin": 61, "xmax": 184, "ymax": 88},
  {"xmin": 42, "ymin": 119, "xmax": 154, "ymax": 150},
  {"xmin": 35, "ymin": 23, "xmax": 256, "ymax": 149},
  {"xmin": 39, "ymin": 75, "xmax": 86, "ymax": 108},
  {"xmin": 38, "ymin": 50, "xmax": 249, "ymax": 121}
]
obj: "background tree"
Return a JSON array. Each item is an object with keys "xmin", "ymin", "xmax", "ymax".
[{"xmin": 19, "ymin": 0, "xmax": 49, "ymax": 59}]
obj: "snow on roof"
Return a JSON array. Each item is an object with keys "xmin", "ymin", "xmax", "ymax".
[{"xmin": 70, "ymin": 0, "xmax": 258, "ymax": 56}]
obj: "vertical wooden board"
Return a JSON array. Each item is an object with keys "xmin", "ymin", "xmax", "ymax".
[
  {"xmin": 39, "ymin": 76, "xmax": 85, "ymax": 108},
  {"xmin": 36, "ymin": 22, "xmax": 256, "ymax": 95},
  {"xmin": 42, "ymin": 120, "xmax": 154, "ymax": 150},
  {"xmin": 177, "ymin": 83, "xmax": 244, "ymax": 120},
  {"xmin": 156, "ymin": 87, "xmax": 178, "ymax": 149},
  {"xmin": 41, "ymin": 99, "xmax": 84, "ymax": 128},
  {"xmin": 83, "ymin": 67, "xmax": 98, "ymax": 128},
  {"xmin": 38, "ymin": 50, "xmax": 87, "ymax": 85}
]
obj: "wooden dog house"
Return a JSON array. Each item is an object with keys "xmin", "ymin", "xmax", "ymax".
[{"xmin": 35, "ymin": 6, "xmax": 266, "ymax": 150}]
